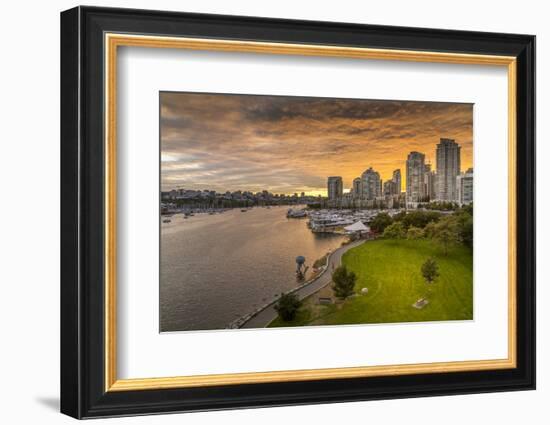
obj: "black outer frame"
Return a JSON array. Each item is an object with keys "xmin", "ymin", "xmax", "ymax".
[{"xmin": 60, "ymin": 6, "xmax": 535, "ymax": 419}]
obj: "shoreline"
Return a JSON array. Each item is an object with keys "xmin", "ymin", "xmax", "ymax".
[
  {"xmin": 233, "ymin": 239, "xmax": 366, "ymax": 329},
  {"xmin": 161, "ymin": 205, "xmax": 346, "ymax": 332}
]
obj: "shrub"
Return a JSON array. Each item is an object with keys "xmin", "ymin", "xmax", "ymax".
[
  {"xmin": 274, "ymin": 293, "xmax": 302, "ymax": 321},
  {"xmin": 313, "ymin": 255, "xmax": 328, "ymax": 269}
]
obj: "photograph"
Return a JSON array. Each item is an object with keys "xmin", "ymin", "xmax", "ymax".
[{"xmin": 159, "ymin": 92, "xmax": 474, "ymax": 332}]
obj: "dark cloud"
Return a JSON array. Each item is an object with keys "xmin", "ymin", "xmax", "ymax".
[{"xmin": 160, "ymin": 92, "xmax": 473, "ymax": 194}]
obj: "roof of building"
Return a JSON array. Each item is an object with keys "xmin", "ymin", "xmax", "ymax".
[{"xmin": 344, "ymin": 221, "xmax": 369, "ymax": 232}]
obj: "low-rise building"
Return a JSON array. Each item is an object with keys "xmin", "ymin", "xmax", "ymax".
[{"xmin": 456, "ymin": 168, "xmax": 474, "ymax": 205}]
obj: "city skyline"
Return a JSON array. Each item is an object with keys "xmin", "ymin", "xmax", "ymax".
[
  {"xmin": 324, "ymin": 138, "xmax": 471, "ymax": 208},
  {"xmin": 161, "ymin": 92, "xmax": 473, "ymax": 195}
]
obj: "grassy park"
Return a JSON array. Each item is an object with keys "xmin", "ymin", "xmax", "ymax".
[{"xmin": 269, "ymin": 238, "xmax": 473, "ymax": 327}]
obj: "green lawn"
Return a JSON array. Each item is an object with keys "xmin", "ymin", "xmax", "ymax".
[{"xmin": 269, "ymin": 239, "xmax": 473, "ymax": 327}]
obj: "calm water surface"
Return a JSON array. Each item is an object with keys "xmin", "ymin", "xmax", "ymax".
[{"xmin": 160, "ymin": 206, "xmax": 344, "ymax": 331}]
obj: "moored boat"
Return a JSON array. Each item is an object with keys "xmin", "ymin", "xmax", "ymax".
[{"xmin": 287, "ymin": 208, "xmax": 307, "ymax": 218}]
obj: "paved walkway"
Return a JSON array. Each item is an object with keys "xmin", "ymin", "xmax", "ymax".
[{"xmin": 240, "ymin": 239, "xmax": 365, "ymax": 329}]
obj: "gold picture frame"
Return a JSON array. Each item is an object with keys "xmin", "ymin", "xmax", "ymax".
[{"xmin": 104, "ymin": 33, "xmax": 517, "ymax": 392}]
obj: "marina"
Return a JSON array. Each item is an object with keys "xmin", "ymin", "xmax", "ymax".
[{"xmin": 307, "ymin": 208, "xmax": 401, "ymax": 233}]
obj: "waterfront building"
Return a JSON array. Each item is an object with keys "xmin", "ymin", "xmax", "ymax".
[
  {"xmin": 397, "ymin": 192, "xmax": 406, "ymax": 209},
  {"xmin": 424, "ymin": 163, "xmax": 436, "ymax": 201},
  {"xmin": 392, "ymin": 169, "xmax": 402, "ymax": 194},
  {"xmin": 456, "ymin": 167, "xmax": 474, "ymax": 205},
  {"xmin": 383, "ymin": 179, "xmax": 397, "ymax": 196},
  {"xmin": 406, "ymin": 151, "xmax": 426, "ymax": 205},
  {"xmin": 361, "ymin": 167, "xmax": 381, "ymax": 200},
  {"xmin": 327, "ymin": 176, "xmax": 343, "ymax": 200},
  {"xmin": 436, "ymin": 138, "xmax": 461, "ymax": 202},
  {"xmin": 352, "ymin": 177, "xmax": 363, "ymax": 198}
]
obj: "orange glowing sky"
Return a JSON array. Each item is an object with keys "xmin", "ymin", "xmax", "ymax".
[{"xmin": 161, "ymin": 92, "xmax": 473, "ymax": 196}]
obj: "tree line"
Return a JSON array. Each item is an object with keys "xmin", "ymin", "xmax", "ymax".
[{"xmin": 370, "ymin": 204, "xmax": 473, "ymax": 254}]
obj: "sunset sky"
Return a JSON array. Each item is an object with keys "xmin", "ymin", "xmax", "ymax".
[{"xmin": 161, "ymin": 92, "xmax": 473, "ymax": 196}]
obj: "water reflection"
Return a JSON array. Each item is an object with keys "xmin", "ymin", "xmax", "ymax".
[{"xmin": 160, "ymin": 206, "xmax": 344, "ymax": 331}]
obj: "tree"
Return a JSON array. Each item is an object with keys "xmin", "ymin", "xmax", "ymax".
[
  {"xmin": 274, "ymin": 293, "xmax": 302, "ymax": 321},
  {"xmin": 400, "ymin": 210, "xmax": 441, "ymax": 229},
  {"xmin": 454, "ymin": 206, "xmax": 473, "ymax": 248},
  {"xmin": 428, "ymin": 215, "xmax": 460, "ymax": 255},
  {"xmin": 392, "ymin": 211, "xmax": 407, "ymax": 222},
  {"xmin": 462, "ymin": 203, "xmax": 473, "ymax": 216},
  {"xmin": 421, "ymin": 257, "xmax": 439, "ymax": 284},
  {"xmin": 407, "ymin": 226, "xmax": 424, "ymax": 240},
  {"xmin": 332, "ymin": 265, "xmax": 357, "ymax": 299},
  {"xmin": 424, "ymin": 221, "xmax": 437, "ymax": 238},
  {"xmin": 425, "ymin": 201, "xmax": 458, "ymax": 211},
  {"xmin": 382, "ymin": 221, "xmax": 406, "ymax": 239},
  {"xmin": 455, "ymin": 212, "xmax": 473, "ymax": 248},
  {"xmin": 313, "ymin": 255, "xmax": 328, "ymax": 269},
  {"xmin": 369, "ymin": 212, "xmax": 393, "ymax": 233}
]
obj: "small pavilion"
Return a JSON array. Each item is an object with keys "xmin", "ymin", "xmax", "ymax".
[{"xmin": 344, "ymin": 221, "xmax": 369, "ymax": 234}]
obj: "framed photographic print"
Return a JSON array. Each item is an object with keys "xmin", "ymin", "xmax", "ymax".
[{"xmin": 60, "ymin": 6, "xmax": 536, "ymax": 419}]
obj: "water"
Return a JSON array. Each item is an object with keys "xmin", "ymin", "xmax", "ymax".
[{"xmin": 160, "ymin": 206, "xmax": 344, "ymax": 331}]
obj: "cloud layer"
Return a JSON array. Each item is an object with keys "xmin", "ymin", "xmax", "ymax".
[{"xmin": 161, "ymin": 92, "xmax": 473, "ymax": 195}]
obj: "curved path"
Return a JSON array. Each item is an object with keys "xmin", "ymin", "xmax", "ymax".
[{"xmin": 240, "ymin": 239, "xmax": 365, "ymax": 329}]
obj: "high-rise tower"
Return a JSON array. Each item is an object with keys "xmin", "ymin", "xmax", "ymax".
[
  {"xmin": 436, "ymin": 138, "xmax": 461, "ymax": 202},
  {"xmin": 361, "ymin": 167, "xmax": 381, "ymax": 200},
  {"xmin": 406, "ymin": 152, "xmax": 426, "ymax": 205},
  {"xmin": 392, "ymin": 169, "xmax": 402, "ymax": 194},
  {"xmin": 327, "ymin": 176, "xmax": 343, "ymax": 200}
]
